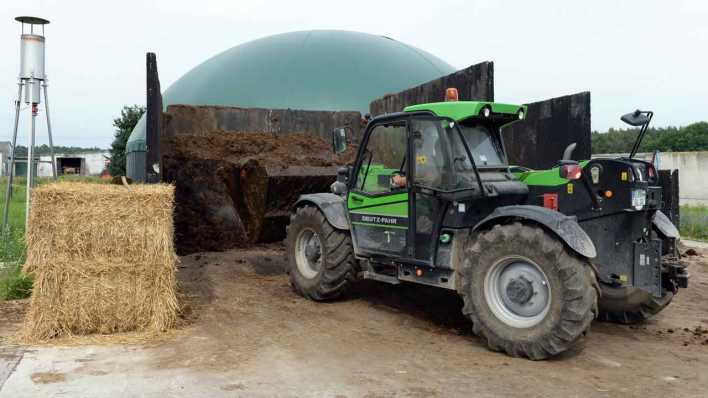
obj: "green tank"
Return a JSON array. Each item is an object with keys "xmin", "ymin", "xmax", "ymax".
[{"xmin": 126, "ymin": 30, "xmax": 455, "ymax": 181}]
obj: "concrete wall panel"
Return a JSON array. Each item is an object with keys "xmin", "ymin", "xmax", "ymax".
[
  {"xmin": 504, "ymin": 92, "xmax": 591, "ymax": 169},
  {"xmin": 369, "ymin": 62, "xmax": 494, "ymax": 116}
]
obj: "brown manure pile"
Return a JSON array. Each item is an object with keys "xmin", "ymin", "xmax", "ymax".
[
  {"xmin": 163, "ymin": 131, "xmax": 358, "ymax": 253},
  {"xmin": 168, "ymin": 130, "xmax": 358, "ymax": 166},
  {"xmin": 21, "ymin": 182, "xmax": 178, "ymax": 342}
]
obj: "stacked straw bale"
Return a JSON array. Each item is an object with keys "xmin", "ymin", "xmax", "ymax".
[{"xmin": 22, "ymin": 183, "xmax": 178, "ymax": 341}]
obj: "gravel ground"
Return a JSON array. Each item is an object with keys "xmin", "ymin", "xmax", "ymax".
[{"xmin": 0, "ymin": 244, "xmax": 706, "ymax": 397}]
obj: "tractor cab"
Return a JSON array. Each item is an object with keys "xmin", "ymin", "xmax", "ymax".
[{"xmin": 333, "ymin": 94, "xmax": 529, "ymax": 273}]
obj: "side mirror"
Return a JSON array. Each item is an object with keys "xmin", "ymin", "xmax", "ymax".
[
  {"xmin": 332, "ymin": 127, "xmax": 348, "ymax": 154},
  {"xmin": 621, "ymin": 110, "xmax": 650, "ymax": 127},
  {"xmin": 336, "ymin": 166, "xmax": 350, "ymax": 183},
  {"xmin": 331, "ymin": 166, "xmax": 350, "ymax": 195}
]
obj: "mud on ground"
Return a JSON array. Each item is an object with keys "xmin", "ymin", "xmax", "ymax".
[{"xmin": 1, "ymin": 246, "xmax": 707, "ymax": 397}]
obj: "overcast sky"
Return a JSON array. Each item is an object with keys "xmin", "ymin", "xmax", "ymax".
[{"xmin": 1, "ymin": 0, "xmax": 706, "ymax": 148}]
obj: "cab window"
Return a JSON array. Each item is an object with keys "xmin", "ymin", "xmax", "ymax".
[
  {"xmin": 411, "ymin": 119, "xmax": 447, "ymax": 189},
  {"xmin": 458, "ymin": 122, "xmax": 505, "ymax": 167},
  {"xmin": 355, "ymin": 123, "xmax": 407, "ymax": 194}
]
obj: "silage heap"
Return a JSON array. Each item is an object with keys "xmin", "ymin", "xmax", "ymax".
[
  {"xmin": 162, "ymin": 130, "xmax": 357, "ymax": 254},
  {"xmin": 21, "ymin": 182, "xmax": 178, "ymax": 341}
]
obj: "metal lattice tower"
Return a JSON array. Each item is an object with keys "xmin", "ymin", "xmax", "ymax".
[{"xmin": 2, "ymin": 16, "xmax": 57, "ymax": 235}]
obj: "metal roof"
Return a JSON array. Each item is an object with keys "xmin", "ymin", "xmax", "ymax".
[{"xmin": 404, "ymin": 101, "xmax": 527, "ymax": 122}]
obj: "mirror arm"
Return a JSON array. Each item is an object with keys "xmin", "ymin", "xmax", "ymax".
[{"xmin": 629, "ymin": 111, "xmax": 653, "ymax": 159}]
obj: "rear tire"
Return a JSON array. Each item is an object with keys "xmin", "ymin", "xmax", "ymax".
[
  {"xmin": 286, "ymin": 205, "xmax": 356, "ymax": 301},
  {"xmin": 597, "ymin": 285, "xmax": 673, "ymax": 324},
  {"xmin": 458, "ymin": 222, "xmax": 598, "ymax": 360}
]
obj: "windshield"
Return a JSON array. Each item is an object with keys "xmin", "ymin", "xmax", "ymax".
[{"xmin": 458, "ymin": 124, "xmax": 505, "ymax": 167}]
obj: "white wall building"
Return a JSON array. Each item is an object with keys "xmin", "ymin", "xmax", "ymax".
[
  {"xmin": 37, "ymin": 151, "xmax": 109, "ymax": 177},
  {"xmin": 0, "ymin": 141, "xmax": 10, "ymax": 176}
]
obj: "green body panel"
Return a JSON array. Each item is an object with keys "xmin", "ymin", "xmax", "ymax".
[
  {"xmin": 403, "ymin": 101, "xmax": 527, "ymax": 125},
  {"xmin": 349, "ymin": 164, "xmax": 408, "ymax": 230},
  {"xmin": 510, "ymin": 171, "xmax": 525, "ymax": 180},
  {"xmin": 356, "ymin": 164, "xmax": 401, "ymax": 193},
  {"xmin": 348, "ymin": 192, "xmax": 408, "ymax": 217},
  {"xmin": 517, "ymin": 161, "xmax": 590, "ymax": 187}
]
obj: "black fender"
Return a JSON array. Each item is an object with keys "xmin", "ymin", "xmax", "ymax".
[
  {"xmin": 652, "ymin": 210, "xmax": 680, "ymax": 239},
  {"xmin": 473, "ymin": 205, "xmax": 597, "ymax": 259},
  {"xmin": 294, "ymin": 193, "xmax": 349, "ymax": 230}
]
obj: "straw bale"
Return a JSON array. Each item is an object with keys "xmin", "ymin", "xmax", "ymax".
[{"xmin": 21, "ymin": 182, "xmax": 177, "ymax": 341}]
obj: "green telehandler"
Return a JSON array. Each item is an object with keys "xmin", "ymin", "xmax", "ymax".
[
  {"xmin": 515, "ymin": 110, "xmax": 688, "ymax": 324},
  {"xmin": 286, "ymin": 93, "xmax": 599, "ymax": 360}
]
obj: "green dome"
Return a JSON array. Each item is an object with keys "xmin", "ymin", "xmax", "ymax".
[{"xmin": 127, "ymin": 30, "xmax": 455, "ymax": 152}]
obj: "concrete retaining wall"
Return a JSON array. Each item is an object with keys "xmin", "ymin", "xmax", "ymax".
[
  {"xmin": 162, "ymin": 105, "xmax": 363, "ymax": 144},
  {"xmin": 369, "ymin": 62, "xmax": 494, "ymax": 116},
  {"xmin": 504, "ymin": 92, "xmax": 592, "ymax": 169}
]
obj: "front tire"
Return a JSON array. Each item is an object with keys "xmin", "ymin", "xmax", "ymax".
[
  {"xmin": 459, "ymin": 223, "xmax": 598, "ymax": 360},
  {"xmin": 286, "ymin": 205, "xmax": 356, "ymax": 301}
]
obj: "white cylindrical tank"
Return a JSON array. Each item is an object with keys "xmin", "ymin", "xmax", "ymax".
[
  {"xmin": 23, "ymin": 79, "xmax": 42, "ymax": 105},
  {"xmin": 19, "ymin": 34, "xmax": 45, "ymax": 80}
]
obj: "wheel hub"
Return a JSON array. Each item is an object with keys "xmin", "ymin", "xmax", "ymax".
[
  {"xmin": 484, "ymin": 257, "xmax": 551, "ymax": 328},
  {"xmin": 505, "ymin": 276, "xmax": 534, "ymax": 305},
  {"xmin": 295, "ymin": 228, "xmax": 323, "ymax": 279},
  {"xmin": 304, "ymin": 236, "xmax": 321, "ymax": 262}
]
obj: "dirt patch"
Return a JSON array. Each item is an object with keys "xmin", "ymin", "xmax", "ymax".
[
  {"xmin": 30, "ymin": 372, "xmax": 65, "ymax": 384},
  {"xmin": 220, "ymin": 383, "xmax": 245, "ymax": 391},
  {"xmin": 148, "ymin": 245, "xmax": 708, "ymax": 396},
  {"xmin": 3, "ymin": 246, "xmax": 708, "ymax": 397},
  {"xmin": 0, "ymin": 300, "xmax": 28, "ymax": 343}
]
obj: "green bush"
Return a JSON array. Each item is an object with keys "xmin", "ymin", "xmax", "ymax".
[
  {"xmin": 680, "ymin": 205, "xmax": 708, "ymax": 241},
  {"xmin": 0, "ymin": 228, "xmax": 31, "ymax": 300}
]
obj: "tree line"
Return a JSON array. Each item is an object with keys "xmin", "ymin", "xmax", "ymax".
[{"xmin": 591, "ymin": 122, "xmax": 708, "ymax": 154}]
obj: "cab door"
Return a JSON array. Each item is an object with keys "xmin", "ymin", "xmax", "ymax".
[
  {"xmin": 348, "ymin": 120, "xmax": 409, "ymax": 257},
  {"xmin": 409, "ymin": 116, "xmax": 450, "ymax": 263}
]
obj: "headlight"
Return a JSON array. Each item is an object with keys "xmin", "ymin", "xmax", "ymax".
[{"xmin": 631, "ymin": 189, "xmax": 646, "ymax": 210}]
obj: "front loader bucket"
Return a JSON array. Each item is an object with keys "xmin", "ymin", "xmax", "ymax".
[{"xmin": 229, "ymin": 159, "xmax": 337, "ymax": 242}]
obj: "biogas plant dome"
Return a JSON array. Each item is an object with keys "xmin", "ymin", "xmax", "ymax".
[{"xmin": 126, "ymin": 29, "xmax": 455, "ymax": 155}]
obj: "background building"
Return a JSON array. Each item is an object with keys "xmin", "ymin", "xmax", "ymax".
[
  {"xmin": 37, "ymin": 151, "xmax": 109, "ymax": 177},
  {"xmin": 0, "ymin": 141, "xmax": 10, "ymax": 176}
]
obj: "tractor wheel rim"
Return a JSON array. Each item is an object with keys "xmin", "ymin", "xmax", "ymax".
[
  {"xmin": 484, "ymin": 255, "xmax": 551, "ymax": 328},
  {"xmin": 295, "ymin": 228, "xmax": 322, "ymax": 279}
]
